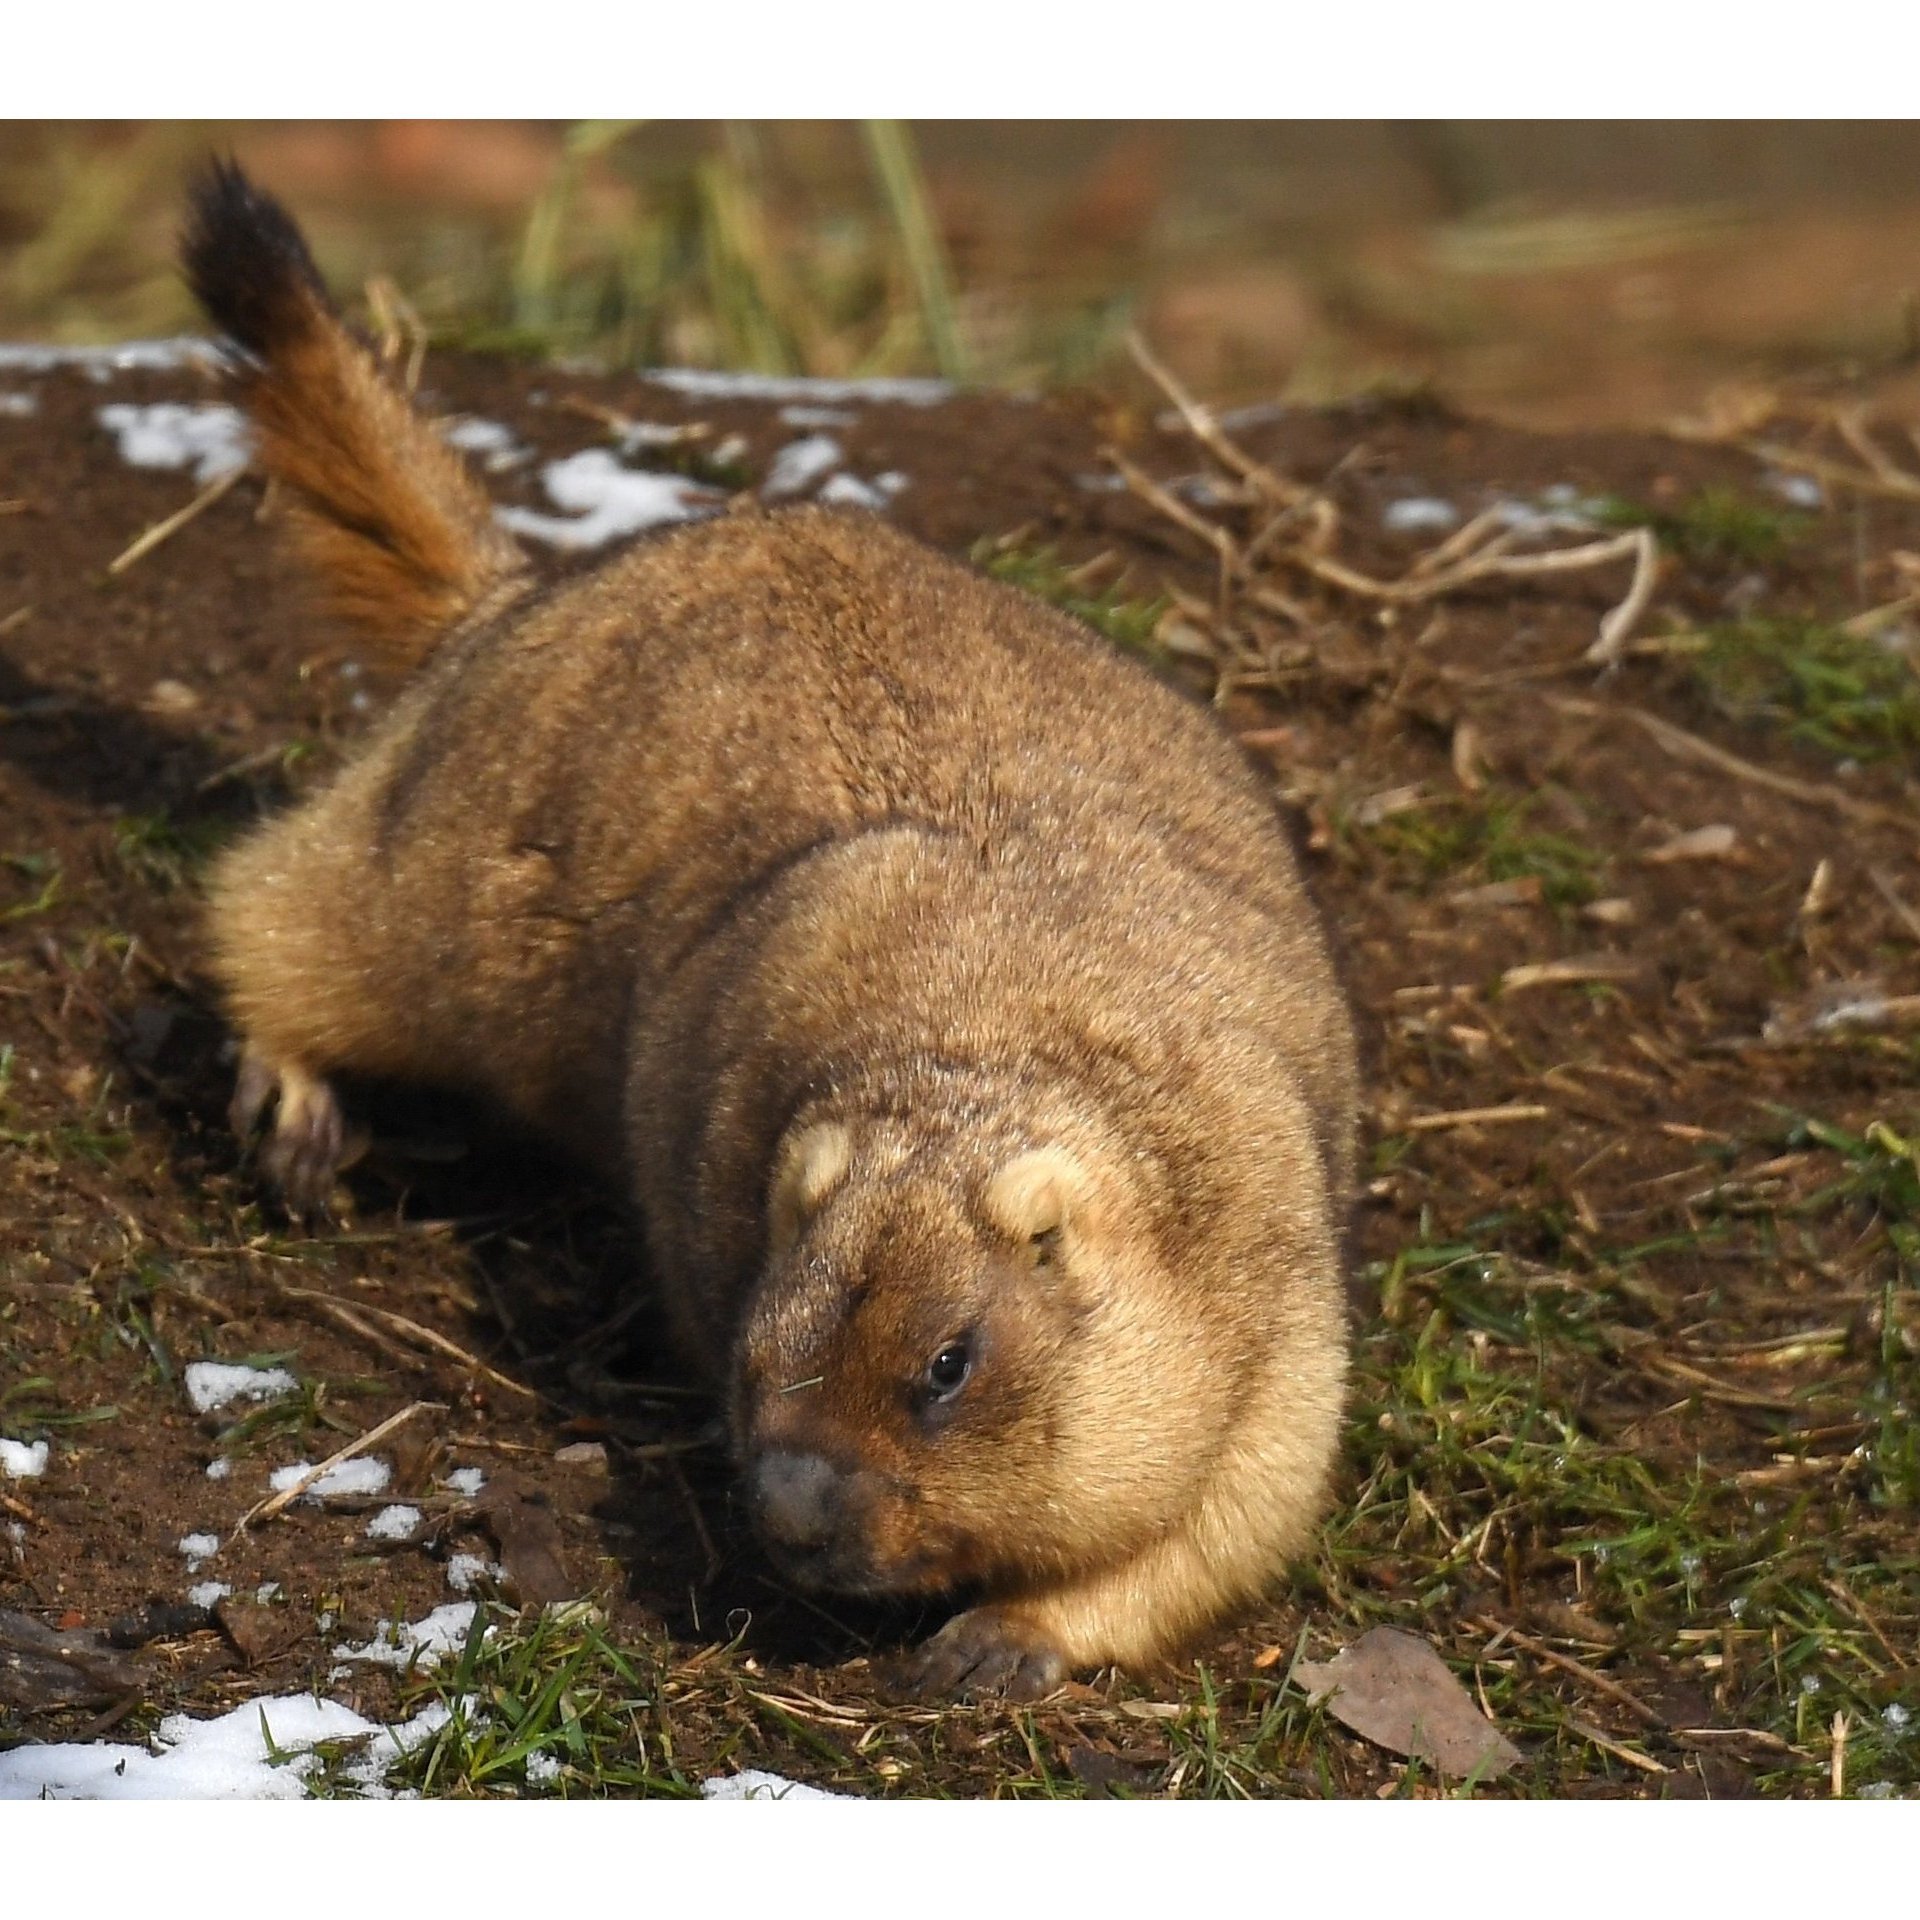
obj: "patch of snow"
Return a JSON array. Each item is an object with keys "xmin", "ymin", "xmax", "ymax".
[
  {"xmin": 816, "ymin": 473, "xmax": 888, "ymax": 510},
  {"xmin": 443, "ymin": 1467, "xmax": 487, "ymax": 1497},
  {"xmin": 187, "ymin": 1582, "xmax": 231, "ymax": 1610},
  {"xmin": 1216, "ymin": 400, "xmax": 1290, "ymax": 431},
  {"xmin": 1766, "ymin": 470, "xmax": 1825, "ymax": 509},
  {"xmin": 496, "ymin": 448, "xmax": 719, "ymax": 550},
  {"xmin": 0, "ymin": 337, "xmax": 221, "ymax": 376},
  {"xmin": 269, "ymin": 1455, "xmax": 392, "ymax": 1502},
  {"xmin": 617, "ymin": 419, "xmax": 703, "ymax": 451},
  {"xmin": 445, "ymin": 1552, "xmax": 501, "ymax": 1595},
  {"xmin": 96, "ymin": 401, "xmax": 252, "ymax": 483},
  {"xmin": 779, "ymin": 404, "xmax": 857, "ymax": 429},
  {"xmin": 0, "ymin": 1692, "xmax": 453, "ymax": 1801},
  {"xmin": 0, "ymin": 1438, "xmax": 49, "ymax": 1479},
  {"xmin": 0, "ymin": 389, "xmax": 37, "ymax": 417},
  {"xmin": 646, "ymin": 368, "xmax": 953, "ymax": 407},
  {"xmin": 205, "ymin": 1457, "xmax": 232, "ymax": 1480},
  {"xmin": 523, "ymin": 1749, "xmax": 562, "ymax": 1784},
  {"xmin": 178, "ymin": 1532, "xmax": 220, "ymax": 1570},
  {"xmin": 1884, "ymin": 1702, "xmax": 1912, "ymax": 1732},
  {"xmin": 762, "ymin": 434, "xmax": 844, "ymax": 499},
  {"xmin": 1383, "ymin": 495, "xmax": 1461, "ymax": 534},
  {"xmin": 334, "ymin": 1600, "xmax": 481, "ymax": 1672},
  {"xmin": 1490, "ymin": 496, "xmax": 1599, "ymax": 540},
  {"xmin": 365, "ymin": 1503, "xmax": 423, "ymax": 1543},
  {"xmin": 701, "ymin": 1768, "xmax": 849, "ymax": 1801},
  {"xmin": 1859, "ymin": 1781, "xmax": 1899, "ymax": 1798},
  {"xmin": 815, "ymin": 471, "xmax": 907, "ymax": 511},
  {"xmin": 254, "ymin": 1582, "xmax": 282, "ymax": 1604},
  {"xmin": 442, "ymin": 416, "xmax": 529, "ymax": 472},
  {"xmin": 184, "ymin": 1360, "xmax": 298, "ymax": 1415},
  {"xmin": 1167, "ymin": 473, "xmax": 1237, "ymax": 508}
]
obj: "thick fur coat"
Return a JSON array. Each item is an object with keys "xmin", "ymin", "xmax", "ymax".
[{"xmin": 184, "ymin": 162, "xmax": 1359, "ymax": 1697}]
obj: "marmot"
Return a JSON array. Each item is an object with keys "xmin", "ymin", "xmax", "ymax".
[{"xmin": 181, "ymin": 163, "xmax": 1359, "ymax": 1699}]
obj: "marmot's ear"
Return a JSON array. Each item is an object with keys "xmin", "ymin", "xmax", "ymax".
[
  {"xmin": 984, "ymin": 1147, "xmax": 1087, "ymax": 1243},
  {"xmin": 768, "ymin": 1121, "xmax": 852, "ymax": 1257}
]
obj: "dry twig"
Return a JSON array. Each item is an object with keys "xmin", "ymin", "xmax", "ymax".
[
  {"xmin": 1568, "ymin": 1716, "xmax": 1671, "ymax": 1775},
  {"xmin": 229, "ymin": 1399, "xmax": 443, "ymax": 1538},
  {"xmin": 1867, "ymin": 867, "xmax": 1920, "ymax": 946},
  {"xmin": 1127, "ymin": 330, "xmax": 1307, "ymax": 509},
  {"xmin": 1541, "ymin": 694, "xmax": 1915, "ymax": 836},
  {"xmin": 1404, "ymin": 1103, "xmax": 1551, "ymax": 1133},
  {"xmin": 1113, "ymin": 337, "xmax": 1661, "ymax": 669},
  {"xmin": 270, "ymin": 1281, "xmax": 538, "ymax": 1401},
  {"xmin": 107, "ymin": 466, "xmax": 245, "ymax": 577},
  {"xmin": 365, "ymin": 275, "xmax": 428, "ymax": 393},
  {"xmin": 1476, "ymin": 1619, "xmax": 1666, "ymax": 1729}
]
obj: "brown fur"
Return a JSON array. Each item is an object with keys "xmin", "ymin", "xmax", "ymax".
[{"xmin": 186, "ymin": 168, "xmax": 1360, "ymax": 1698}]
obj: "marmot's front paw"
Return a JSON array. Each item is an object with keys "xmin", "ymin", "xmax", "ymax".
[
  {"xmin": 896, "ymin": 1606, "xmax": 1070, "ymax": 1702},
  {"xmin": 230, "ymin": 1049, "xmax": 352, "ymax": 1218}
]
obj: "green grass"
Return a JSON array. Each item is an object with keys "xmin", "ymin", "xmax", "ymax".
[
  {"xmin": 0, "ymin": 1050, "xmax": 133, "ymax": 1166},
  {"xmin": 1763, "ymin": 1113, "xmax": 1920, "ymax": 1511},
  {"xmin": 448, "ymin": 121, "xmax": 982, "ymax": 383},
  {"xmin": 1596, "ymin": 485, "xmax": 1807, "ymax": 568},
  {"xmin": 1, "ymin": 852, "xmax": 62, "ymax": 923},
  {"xmin": 207, "ymin": 1365, "xmax": 384, "ymax": 1459},
  {"xmin": 1329, "ymin": 1232, "xmax": 1918, "ymax": 1796},
  {"xmin": 971, "ymin": 538, "xmax": 1168, "ymax": 658},
  {"xmin": 112, "ymin": 812, "xmax": 230, "ymax": 893},
  {"xmin": 0, "ymin": 1370, "xmax": 119, "ymax": 1438},
  {"xmin": 347, "ymin": 1604, "xmax": 698, "ymax": 1799},
  {"xmin": 1352, "ymin": 787, "xmax": 1602, "ymax": 908},
  {"xmin": 1687, "ymin": 618, "xmax": 1920, "ymax": 762}
]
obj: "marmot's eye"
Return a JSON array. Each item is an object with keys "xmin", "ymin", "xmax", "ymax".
[{"xmin": 924, "ymin": 1337, "xmax": 974, "ymax": 1401}]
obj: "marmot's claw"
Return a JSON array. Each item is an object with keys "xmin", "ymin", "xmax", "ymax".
[
  {"xmin": 232, "ymin": 1052, "xmax": 348, "ymax": 1219},
  {"xmin": 897, "ymin": 1607, "xmax": 1069, "ymax": 1702}
]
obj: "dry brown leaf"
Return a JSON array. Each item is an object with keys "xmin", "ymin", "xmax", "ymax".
[{"xmin": 1293, "ymin": 1627, "xmax": 1520, "ymax": 1780}]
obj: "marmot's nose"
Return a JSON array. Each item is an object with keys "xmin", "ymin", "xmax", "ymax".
[{"xmin": 748, "ymin": 1449, "xmax": 843, "ymax": 1551}]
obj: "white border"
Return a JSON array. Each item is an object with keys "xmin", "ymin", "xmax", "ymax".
[{"xmin": 2, "ymin": 6, "xmax": 1911, "ymax": 118}]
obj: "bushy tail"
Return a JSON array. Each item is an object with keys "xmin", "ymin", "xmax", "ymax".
[{"xmin": 181, "ymin": 160, "xmax": 526, "ymax": 669}]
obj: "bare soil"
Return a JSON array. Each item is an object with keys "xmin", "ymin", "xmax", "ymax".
[{"xmin": 1, "ymin": 350, "xmax": 1916, "ymax": 1796}]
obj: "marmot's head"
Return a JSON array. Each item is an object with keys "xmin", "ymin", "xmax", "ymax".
[{"xmin": 729, "ymin": 1108, "xmax": 1227, "ymax": 1598}]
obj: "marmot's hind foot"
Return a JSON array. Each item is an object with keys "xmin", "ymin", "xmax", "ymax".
[
  {"xmin": 230, "ymin": 1048, "xmax": 358, "ymax": 1218},
  {"xmin": 896, "ymin": 1606, "xmax": 1070, "ymax": 1702}
]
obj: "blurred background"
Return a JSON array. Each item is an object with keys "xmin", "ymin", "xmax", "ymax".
[{"xmin": 9, "ymin": 120, "xmax": 1920, "ymax": 429}]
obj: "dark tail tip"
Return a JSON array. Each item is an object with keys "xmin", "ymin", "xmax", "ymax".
[{"xmin": 180, "ymin": 158, "xmax": 330, "ymax": 359}]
